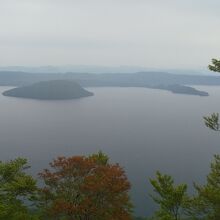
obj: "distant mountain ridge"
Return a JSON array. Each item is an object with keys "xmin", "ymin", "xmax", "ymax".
[
  {"xmin": 0, "ymin": 65, "xmax": 150, "ymax": 74},
  {"xmin": 0, "ymin": 66, "xmax": 213, "ymax": 75},
  {"xmin": 0, "ymin": 71, "xmax": 220, "ymax": 86},
  {"xmin": 0, "ymin": 71, "xmax": 219, "ymax": 96}
]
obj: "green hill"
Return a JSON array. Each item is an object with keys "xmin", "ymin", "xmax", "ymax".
[{"xmin": 2, "ymin": 80, "xmax": 93, "ymax": 100}]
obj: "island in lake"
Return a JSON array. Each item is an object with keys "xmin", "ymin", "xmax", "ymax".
[
  {"xmin": 154, "ymin": 84, "xmax": 209, "ymax": 96},
  {"xmin": 2, "ymin": 80, "xmax": 94, "ymax": 100}
]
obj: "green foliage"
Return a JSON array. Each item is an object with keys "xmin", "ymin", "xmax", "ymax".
[
  {"xmin": 205, "ymin": 60, "xmax": 220, "ymax": 131},
  {"xmin": 197, "ymin": 60, "xmax": 220, "ymax": 218},
  {"xmin": 192, "ymin": 155, "xmax": 220, "ymax": 220},
  {"xmin": 89, "ymin": 150, "xmax": 109, "ymax": 165},
  {"xmin": 149, "ymin": 171, "xmax": 189, "ymax": 220},
  {"xmin": 208, "ymin": 59, "xmax": 220, "ymax": 73},
  {"xmin": 0, "ymin": 158, "xmax": 38, "ymax": 219},
  {"xmin": 204, "ymin": 113, "xmax": 220, "ymax": 131},
  {"xmin": 204, "ymin": 58, "xmax": 220, "ymax": 132}
]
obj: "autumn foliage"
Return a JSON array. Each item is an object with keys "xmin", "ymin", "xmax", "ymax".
[{"xmin": 39, "ymin": 152, "xmax": 132, "ymax": 220}]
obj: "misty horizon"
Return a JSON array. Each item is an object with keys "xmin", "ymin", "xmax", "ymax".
[
  {"xmin": 1, "ymin": 0, "xmax": 220, "ymax": 69},
  {"xmin": 0, "ymin": 64, "xmax": 217, "ymax": 76},
  {"xmin": 1, "ymin": 1, "xmax": 220, "ymax": 219}
]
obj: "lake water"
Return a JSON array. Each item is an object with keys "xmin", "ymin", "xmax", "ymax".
[{"xmin": 0, "ymin": 86, "xmax": 220, "ymax": 217}]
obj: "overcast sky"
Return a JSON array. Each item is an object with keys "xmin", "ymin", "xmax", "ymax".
[{"xmin": 0, "ymin": 0, "xmax": 219, "ymax": 69}]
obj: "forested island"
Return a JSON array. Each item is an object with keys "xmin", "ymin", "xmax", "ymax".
[{"xmin": 2, "ymin": 80, "xmax": 93, "ymax": 100}]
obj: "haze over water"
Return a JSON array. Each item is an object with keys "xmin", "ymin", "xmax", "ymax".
[{"xmin": 0, "ymin": 86, "xmax": 220, "ymax": 216}]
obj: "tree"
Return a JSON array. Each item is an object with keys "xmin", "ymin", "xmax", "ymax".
[
  {"xmin": 189, "ymin": 59, "xmax": 220, "ymax": 219},
  {"xmin": 204, "ymin": 113, "xmax": 219, "ymax": 131},
  {"xmin": 203, "ymin": 59, "xmax": 220, "ymax": 130},
  {"xmin": 191, "ymin": 155, "xmax": 220, "ymax": 220},
  {"xmin": 39, "ymin": 152, "xmax": 133, "ymax": 220},
  {"xmin": 149, "ymin": 171, "xmax": 188, "ymax": 220},
  {"xmin": 0, "ymin": 158, "xmax": 38, "ymax": 220},
  {"xmin": 208, "ymin": 59, "xmax": 220, "ymax": 72}
]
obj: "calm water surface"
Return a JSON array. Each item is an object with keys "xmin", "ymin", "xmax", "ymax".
[{"xmin": 0, "ymin": 86, "xmax": 220, "ymax": 216}]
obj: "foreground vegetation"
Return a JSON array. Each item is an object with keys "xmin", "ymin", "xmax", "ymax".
[
  {"xmin": 0, "ymin": 152, "xmax": 133, "ymax": 220},
  {"xmin": 1, "ymin": 150, "xmax": 220, "ymax": 220},
  {"xmin": 1, "ymin": 59, "xmax": 220, "ymax": 219}
]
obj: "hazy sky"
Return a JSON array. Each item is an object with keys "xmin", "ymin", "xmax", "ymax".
[{"xmin": 0, "ymin": 0, "xmax": 220, "ymax": 69}]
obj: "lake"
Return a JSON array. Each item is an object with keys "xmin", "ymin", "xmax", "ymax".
[{"xmin": 0, "ymin": 86, "xmax": 220, "ymax": 217}]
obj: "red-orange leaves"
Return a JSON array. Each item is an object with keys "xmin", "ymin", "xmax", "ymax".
[{"xmin": 39, "ymin": 152, "xmax": 132, "ymax": 220}]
